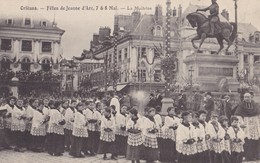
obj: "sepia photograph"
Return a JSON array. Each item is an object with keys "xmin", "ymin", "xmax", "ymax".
[{"xmin": 0, "ymin": 0, "xmax": 260, "ymax": 162}]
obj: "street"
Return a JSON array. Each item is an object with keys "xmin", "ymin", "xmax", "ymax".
[{"xmin": 0, "ymin": 150, "xmax": 260, "ymax": 163}]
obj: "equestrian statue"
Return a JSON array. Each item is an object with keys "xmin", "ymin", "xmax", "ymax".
[{"xmin": 186, "ymin": 0, "xmax": 237, "ymax": 54}]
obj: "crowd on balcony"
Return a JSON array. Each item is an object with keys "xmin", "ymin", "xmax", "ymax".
[{"xmin": 0, "ymin": 70, "xmax": 62, "ymax": 82}]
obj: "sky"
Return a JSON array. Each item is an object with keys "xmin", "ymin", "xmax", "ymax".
[{"xmin": 0, "ymin": 0, "xmax": 259, "ymax": 59}]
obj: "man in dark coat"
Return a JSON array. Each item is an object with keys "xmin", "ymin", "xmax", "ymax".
[
  {"xmin": 235, "ymin": 92, "xmax": 260, "ymax": 161},
  {"xmin": 204, "ymin": 92, "xmax": 214, "ymax": 122},
  {"xmin": 147, "ymin": 93, "xmax": 157, "ymax": 108},
  {"xmin": 155, "ymin": 90, "xmax": 163, "ymax": 108},
  {"xmin": 177, "ymin": 93, "xmax": 187, "ymax": 111}
]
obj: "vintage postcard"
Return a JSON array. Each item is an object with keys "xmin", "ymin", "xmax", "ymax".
[{"xmin": 0, "ymin": 0, "xmax": 259, "ymax": 162}]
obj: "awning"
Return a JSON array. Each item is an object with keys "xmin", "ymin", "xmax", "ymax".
[
  {"xmin": 116, "ymin": 84, "xmax": 127, "ymax": 91},
  {"xmin": 107, "ymin": 86, "xmax": 113, "ymax": 91},
  {"xmin": 97, "ymin": 84, "xmax": 128, "ymax": 92}
]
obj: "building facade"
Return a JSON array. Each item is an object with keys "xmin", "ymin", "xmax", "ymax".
[
  {"xmin": 89, "ymin": 4, "xmax": 260, "ymax": 93},
  {"xmin": 60, "ymin": 57, "xmax": 104, "ymax": 96},
  {"xmin": 0, "ymin": 14, "xmax": 65, "ymax": 97}
]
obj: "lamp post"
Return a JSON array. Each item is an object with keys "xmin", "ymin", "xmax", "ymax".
[
  {"xmin": 113, "ymin": 29, "xmax": 118, "ymax": 92},
  {"xmin": 161, "ymin": 0, "xmax": 176, "ymax": 114},
  {"xmin": 234, "ymin": 0, "xmax": 238, "ymax": 56},
  {"xmin": 104, "ymin": 52, "xmax": 108, "ymax": 95}
]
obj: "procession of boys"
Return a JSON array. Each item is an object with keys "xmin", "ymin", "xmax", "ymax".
[{"xmin": 0, "ymin": 90, "xmax": 259, "ymax": 163}]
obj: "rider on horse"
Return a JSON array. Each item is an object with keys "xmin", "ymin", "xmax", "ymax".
[{"xmin": 196, "ymin": 0, "xmax": 219, "ymax": 35}]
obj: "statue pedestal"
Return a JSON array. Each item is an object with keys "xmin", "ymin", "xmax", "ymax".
[
  {"xmin": 184, "ymin": 53, "xmax": 239, "ymax": 92},
  {"xmin": 161, "ymin": 97, "xmax": 174, "ymax": 115}
]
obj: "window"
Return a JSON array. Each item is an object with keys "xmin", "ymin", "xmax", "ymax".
[
  {"xmin": 24, "ymin": 18, "xmax": 31, "ymax": 25},
  {"xmin": 244, "ymin": 55, "xmax": 248, "ymax": 64},
  {"xmin": 255, "ymin": 34, "xmax": 260, "ymax": 43},
  {"xmin": 154, "ymin": 25, "xmax": 162, "ymax": 37},
  {"xmin": 109, "ymin": 54, "xmax": 112, "ymax": 67},
  {"xmin": 154, "ymin": 70, "xmax": 161, "ymax": 82},
  {"xmin": 0, "ymin": 57, "xmax": 11, "ymax": 71},
  {"xmin": 118, "ymin": 50, "xmax": 122, "ymax": 62},
  {"xmin": 124, "ymin": 48, "xmax": 128, "ymax": 59},
  {"xmin": 137, "ymin": 47, "xmax": 146, "ymax": 58},
  {"xmin": 254, "ymin": 55, "xmax": 260, "ymax": 63},
  {"xmin": 42, "ymin": 41, "xmax": 52, "ymax": 52},
  {"xmin": 154, "ymin": 48, "xmax": 161, "ymax": 58},
  {"xmin": 22, "ymin": 40, "xmax": 32, "ymax": 52},
  {"xmin": 124, "ymin": 72, "xmax": 128, "ymax": 82},
  {"xmin": 1, "ymin": 39, "xmax": 12, "ymax": 51},
  {"xmin": 41, "ymin": 58, "xmax": 51, "ymax": 72},
  {"xmin": 210, "ymin": 51, "xmax": 217, "ymax": 54},
  {"xmin": 138, "ymin": 69, "xmax": 146, "ymax": 82},
  {"xmin": 21, "ymin": 58, "xmax": 31, "ymax": 71},
  {"xmin": 6, "ymin": 19, "xmax": 13, "ymax": 25},
  {"xmin": 118, "ymin": 72, "xmax": 122, "ymax": 83},
  {"xmin": 41, "ymin": 21, "xmax": 47, "ymax": 27}
]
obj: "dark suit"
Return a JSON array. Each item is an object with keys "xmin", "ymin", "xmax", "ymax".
[
  {"xmin": 155, "ymin": 94, "xmax": 163, "ymax": 108},
  {"xmin": 220, "ymin": 100, "xmax": 232, "ymax": 120},
  {"xmin": 204, "ymin": 98, "xmax": 214, "ymax": 122},
  {"xmin": 147, "ymin": 98, "xmax": 157, "ymax": 108},
  {"xmin": 177, "ymin": 98, "xmax": 187, "ymax": 111},
  {"xmin": 234, "ymin": 100, "xmax": 260, "ymax": 161}
]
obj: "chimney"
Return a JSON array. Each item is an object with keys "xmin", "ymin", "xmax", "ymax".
[
  {"xmin": 221, "ymin": 9, "xmax": 229, "ymax": 21},
  {"xmin": 99, "ymin": 27, "xmax": 111, "ymax": 42},
  {"xmin": 113, "ymin": 15, "xmax": 119, "ymax": 35},
  {"xmin": 172, "ymin": 7, "xmax": 177, "ymax": 16},
  {"xmin": 93, "ymin": 34, "xmax": 99, "ymax": 45},
  {"xmin": 155, "ymin": 5, "xmax": 163, "ymax": 25},
  {"xmin": 178, "ymin": 5, "xmax": 182, "ymax": 19}
]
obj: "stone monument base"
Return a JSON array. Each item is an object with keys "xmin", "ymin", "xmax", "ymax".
[
  {"xmin": 184, "ymin": 53, "xmax": 240, "ymax": 92},
  {"xmin": 161, "ymin": 97, "xmax": 174, "ymax": 116}
]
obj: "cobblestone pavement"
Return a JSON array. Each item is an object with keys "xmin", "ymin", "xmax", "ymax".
[
  {"xmin": 0, "ymin": 150, "xmax": 260, "ymax": 163},
  {"xmin": 0, "ymin": 150, "xmax": 134, "ymax": 163}
]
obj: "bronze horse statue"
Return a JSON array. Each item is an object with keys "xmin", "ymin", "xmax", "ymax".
[{"xmin": 186, "ymin": 12, "xmax": 237, "ymax": 54}]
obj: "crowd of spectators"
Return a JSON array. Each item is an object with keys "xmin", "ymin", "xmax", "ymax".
[{"xmin": 0, "ymin": 70, "xmax": 62, "ymax": 82}]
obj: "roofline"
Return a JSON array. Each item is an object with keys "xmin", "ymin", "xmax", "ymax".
[{"xmin": 0, "ymin": 26, "xmax": 65, "ymax": 35}]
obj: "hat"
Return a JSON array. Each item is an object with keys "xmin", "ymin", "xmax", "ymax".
[
  {"xmin": 104, "ymin": 107, "xmax": 111, "ymax": 113},
  {"xmin": 129, "ymin": 108, "xmax": 138, "ymax": 116},
  {"xmin": 181, "ymin": 111, "xmax": 191, "ymax": 118},
  {"xmin": 145, "ymin": 107, "xmax": 156, "ymax": 113},
  {"xmin": 8, "ymin": 96, "xmax": 17, "ymax": 102},
  {"xmin": 205, "ymin": 92, "xmax": 212, "ymax": 96},
  {"xmin": 54, "ymin": 101, "xmax": 61, "ymax": 108},
  {"xmin": 167, "ymin": 107, "xmax": 175, "ymax": 113},
  {"xmin": 48, "ymin": 100, "xmax": 55, "ymax": 107},
  {"xmin": 218, "ymin": 115, "xmax": 228, "ymax": 124},
  {"xmin": 197, "ymin": 110, "xmax": 208, "ymax": 116}
]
